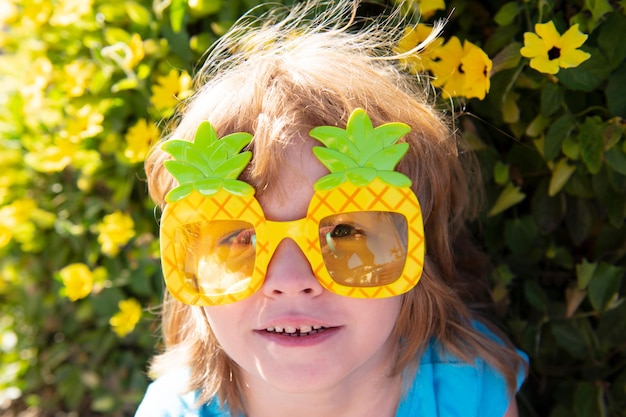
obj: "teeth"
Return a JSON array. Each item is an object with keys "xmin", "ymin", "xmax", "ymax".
[{"xmin": 265, "ymin": 325, "xmax": 328, "ymax": 336}]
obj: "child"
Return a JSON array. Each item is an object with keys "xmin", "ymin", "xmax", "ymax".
[{"xmin": 137, "ymin": 1, "xmax": 527, "ymax": 416}]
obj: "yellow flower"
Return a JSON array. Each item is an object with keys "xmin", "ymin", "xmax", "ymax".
[
  {"xmin": 25, "ymin": 139, "xmax": 79, "ymax": 173},
  {"xmin": 62, "ymin": 60, "xmax": 97, "ymax": 97},
  {"xmin": 150, "ymin": 69, "xmax": 193, "ymax": 114},
  {"xmin": 20, "ymin": 0, "xmax": 52, "ymax": 29},
  {"xmin": 520, "ymin": 21, "xmax": 591, "ymax": 75},
  {"xmin": 430, "ymin": 37, "xmax": 493, "ymax": 100},
  {"xmin": 96, "ymin": 211, "xmax": 135, "ymax": 257},
  {"xmin": 394, "ymin": 24, "xmax": 444, "ymax": 74},
  {"xmin": 400, "ymin": 0, "xmax": 446, "ymax": 19},
  {"xmin": 101, "ymin": 33, "xmax": 145, "ymax": 71},
  {"xmin": 62, "ymin": 105, "xmax": 104, "ymax": 142},
  {"xmin": 59, "ymin": 263, "xmax": 94, "ymax": 301},
  {"xmin": 0, "ymin": 0, "xmax": 18, "ymax": 25},
  {"xmin": 124, "ymin": 119, "xmax": 160, "ymax": 163},
  {"xmin": 0, "ymin": 199, "xmax": 54, "ymax": 250},
  {"xmin": 109, "ymin": 298, "xmax": 142, "ymax": 337},
  {"xmin": 49, "ymin": 0, "xmax": 93, "ymax": 27},
  {"xmin": 0, "ymin": 224, "xmax": 11, "ymax": 249},
  {"xmin": 127, "ymin": 33, "xmax": 145, "ymax": 70}
]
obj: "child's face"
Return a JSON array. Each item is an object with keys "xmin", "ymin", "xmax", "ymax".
[{"xmin": 202, "ymin": 137, "xmax": 402, "ymax": 395}]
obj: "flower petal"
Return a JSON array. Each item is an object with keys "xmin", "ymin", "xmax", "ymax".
[
  {"xmin": 430, "ymin": 36, "xmax": 464, "ymax": 86},
  {"xmin": 559, "ymin": 49, "xmax": 591, "ymax": 68},
  {"xmin": 559, "ymin": 24, "xmax": 588, "ymax": 49},
  {"xmin": 530, "ymin": 56, "xmax": 560, "ymax": 74},
  {"xmin": 520, "ymin": 32, "xmax": 547, "ymax": 59},
  {"xmin": 535, "ymin": 21, "xmax": 561, "ymax": 44}
]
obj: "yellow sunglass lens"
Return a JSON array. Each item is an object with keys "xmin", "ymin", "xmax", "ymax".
[
  {"xmin": 319, "ymin": 211, "xmax": 408, "ymax": 287},
  {"xmin": 175, "ymin": 220, "xmax": 256, "ymax": 296}
]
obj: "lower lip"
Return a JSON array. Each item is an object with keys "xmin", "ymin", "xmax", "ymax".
[{"xmin": 254, "ymin": 327, "xmax": 341, "ymax": 347}]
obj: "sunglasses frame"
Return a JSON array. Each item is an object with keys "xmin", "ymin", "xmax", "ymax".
[{"xmin": 160, "ymin": 178, "xmax": 425, "ymax": 306}]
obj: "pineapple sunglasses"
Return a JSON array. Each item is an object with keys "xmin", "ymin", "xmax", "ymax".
[{"xmin": 159, "ymin": 109, "xmax": 425, "ymax": 306}]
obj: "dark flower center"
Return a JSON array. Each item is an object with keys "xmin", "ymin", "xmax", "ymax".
[
  {"xmin": 458, "ymin": 63, "xmax": 465, "ymax": 74},
  {"xmin": 548, "ymin": 46, "xmax": 561, "ymax": 60}
]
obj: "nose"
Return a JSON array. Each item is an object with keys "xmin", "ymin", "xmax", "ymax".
[{"xmin": 262, "ymin": 238, "xmax": 324, "ymax": 298}]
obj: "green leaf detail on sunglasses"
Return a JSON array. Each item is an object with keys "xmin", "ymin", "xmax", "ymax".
[
  {"xmin": 162, "ymin": 121, "xmax": 254, "ymax": 202},
  {"xmin": 309, "ymin": 108, "xmax": 413, "ymax": 191}
]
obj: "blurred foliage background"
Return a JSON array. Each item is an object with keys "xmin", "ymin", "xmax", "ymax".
[{"xmin": 0, "ymin": 0, "xmax": 624, "ymax": 416}]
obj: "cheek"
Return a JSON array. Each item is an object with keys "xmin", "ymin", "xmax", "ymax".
[
  {"xmin": 354, "ymin": 297, "xmax": 402, "ymax": 338},
  {"xmin": 202, "ymin": 303, "xmax": 249, "ymax": 348}
]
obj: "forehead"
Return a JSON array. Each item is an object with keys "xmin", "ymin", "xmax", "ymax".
[{"xmin": 255, "ymin": 138, "xmax": 328, "ymax": 222}]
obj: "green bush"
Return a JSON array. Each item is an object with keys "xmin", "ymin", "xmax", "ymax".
[{"xmin": 0, "ymin": 0, "xmax": 624, "ymax": 416}]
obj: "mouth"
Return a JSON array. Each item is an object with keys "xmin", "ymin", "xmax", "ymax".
[{"xmin": 264, "ymin": 325, "xmax": 330, "ymax": 337}]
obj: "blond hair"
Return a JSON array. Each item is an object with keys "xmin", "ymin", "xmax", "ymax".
[{"xmin": 145, "ymin": 0, "xmax": 525, "ymax": 413}]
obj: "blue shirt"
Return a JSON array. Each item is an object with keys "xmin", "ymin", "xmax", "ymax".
[{"xmin": 136, "ymin": 328, "xmax": 526, "ymax": 416}]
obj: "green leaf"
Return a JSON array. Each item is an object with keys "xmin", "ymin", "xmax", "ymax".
[
  {"xmin": 578, "ymin": 117, "xmax": 604, "ymax": 174},
  {"xmin": 566, "ymin": 197, "xmax": 594, "ymax": 245},
  {"xmin": 494, "ymin": 2, "xmax": 519, "ymax": 26},
  {"xmin": 124, "ymin": 1, "xmax": 152, "ymax": 26},
  {"xmin": 194, "ymin": 178, "xmax": 222, "ymax": 196},
  {"xmin": 313, "ymin": 173, "xmax": 346, "ymax": 191},
  {"xmin": 220, "ymin": 132, "xmax": 253, "ymax": 156},
  {"xmin": 488, "ymin": 183, "xmax": 526, "ymax": 216},
  {"xmin": 372, "ymin": 122, "xmax": 411, "ymax": 148},
  {"xmin": 491, "ymin": 42, "xmax": 522, "ymax": 74},
  {"xmin": 598, "ymin": 12, "xmax": 626, "ymax": 70},
  {"xmin": 104, "ymin": 27, "xmax": 131, "ymax": 45},
  {"xmin": 493, "ymin": 161, "xmax": 510, "ymax": 185},
  {"xmin": 550, "ymin": 321, "xmax": 588, "ymax": 359},
  {"xmin": 585, "ymin": 0, "xmax": 613, "ymax": 22},
  {"xmin": 222, "ymin": 179, "xmax": 255, "ymax": 196},
  {"xmin": 363, "ymin": 143, "xmax": 409, "ymax": 170},
  {"xmin": 111, "ymin": 77, "xmax": 139, "ymax": 93},
  {"xmin": 163, "ymin": 160, "xmax": 205, "ymax": 184},
  {"xmin": 346, "ymin": 167, "xmax": 377, "ymax": 186},
  {"xmin": 545, "ymin": 114, "xmax": 576, "ymax": 161},
  {"xmin": 592, "ymin": 167, "xmax": 626, "ymax": 228},
  {"xmin": 562, "ymin": 134, "xmax": 581, "ymax": 160},
  {"xmin": 212, "ymin": 151, "xmax": 252, "ymax": 179},
  {"xmin": 205, "ymin": 141, "xmax": 229, "ymax": 169},
  {"xmin": 169, "ymin": 0, "xmax": 188, "ymax": 33},
  {"xmin": 576, "ymin": 258, "xmax": 597, "ymax": 290},
  {"xmin": 563, "ymin": 170, "xmax": 595, "ymax": 198},
  {"xmin": 189, "ymin": 0, "xmax": 222, "ymax": 17},
  {"xmin": 504, "ymin": 216, "xmax": 539, "ymax": 255},
  {"xmin": 183, "ymin": 145, "xmax": 211, "ymax": 175},
  {"xmin": 165, "ymin": 183, "xmax": 194, "ymax": 202},
  {"xmin": 557, "ymin": 47, "xmax": 611, "ymax": 92},
  {"xmin": 603, "ymin": 120, "xmax": 623, "ymax": 149},
  {"xmin": 531, "ymin": 179, "xmax": 566, "ymax": 231},
  {"xmin": 194, "ymin": 121, "xmax": 219, "ymax": 150},
  {"xmin": 161, "ymin": 139, "xmax": 193, "ymax": 161},
  {"xmin": 549, "ymin": 158, "xmax": 577, "ymax": 196},
  {"xmin": 311, "ymin": 147, "xmax": 359, "ymax": 172},
  {"xmin": 309, "ymin": 126, "xmax": 359, "ymax": 158},
  {"xmin": 377, "ymin": 171, "xmax": 412, "ymax": 187},
  {"xmin": 346, "ymin": 108, "xmax": 374, "ymax": 151},
  {"xmin": 161, "ymin": 20, "xmax": 192, "ymax": 66},
  {"xmin": 605, "ymin": 145, "xmax": 626, "ymax": 175},
  {"xmin": 606, "ymin": 62, "xmax": 626, "ymax": 118},
  {"xmin": 525, "ymin": 114, "xmax": 550, "ymax": 137},
  {"xmin": 524, "ymin": 280, "xmax": 549, "ymax": 311},
  {"xmin": 540, "ymin": 83, "xmax": 564, "ymax": 117},
  {"xmin": 588, "ymin": 263, "xmax": 624, "ymax": 313}
]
